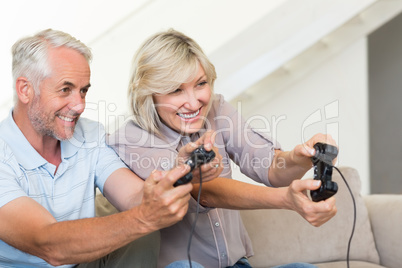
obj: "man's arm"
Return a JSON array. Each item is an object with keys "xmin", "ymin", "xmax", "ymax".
[{"xmin": 0, "ymin": 166, "xmax": 192, "ymax": 266}]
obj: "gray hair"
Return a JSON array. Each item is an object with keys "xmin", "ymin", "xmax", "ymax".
[
  {"xmin": 128, "ymin": 29, "xmax": 217, "ymax": 137},
  {"xmin": 12, "ymin": 29, "xmax": 92, "ymax": 100}
]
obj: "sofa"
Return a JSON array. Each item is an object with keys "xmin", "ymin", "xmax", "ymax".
[
  {"xmin": 240, "ymin": 167, "xmax": 402, "ymax": 268},
  {"xmin": 96, "ymin": 167, "xmax": 402, "ymax": 267}
]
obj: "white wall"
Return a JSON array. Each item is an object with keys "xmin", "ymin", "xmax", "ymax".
[
  {"xmin": 82, "ymin": 0, "xmax": 286, "ymax": 134},
  {"xmin": 0, "ymin": 1, "xmax": 371, "ymax": 194},
  {"xmin": 232, "ymin": 37, "xmax": 369, "ymax": 195},
  {"xmin": 0, "ymin": 0, "xmax": 286, "ymax": 123}
]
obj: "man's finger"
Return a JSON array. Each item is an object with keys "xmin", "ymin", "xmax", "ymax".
[
  {"xmin": 159, "ymin": 164, "xmax": 191, "ymax": 188},
  {"xmin": 146, "ymin": 170, "xmax": 164, "ymax": 185}
]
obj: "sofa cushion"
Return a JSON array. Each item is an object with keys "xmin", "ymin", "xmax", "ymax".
[
  {"xmin": 315, "ymin": 261, "xmax": 385, "ymax": 268},
  {"xmin": 240, "ymin": 166, "xmax": 380, "ymax": 267},
  {"xmin": 364, "ymin": 194, "xmax": 402, "ymax": 268}
]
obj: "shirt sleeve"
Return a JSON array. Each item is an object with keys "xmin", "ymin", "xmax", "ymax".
[
  {"xmin": 92, "ymin": 124, "xmax": 127, "ymax": 194},
  {"xmin": 0, "ymin": 140, "xmax": 28, "ymax": 208},
  {"xmin": 107, "ymin": 120, "xmax": 180, "ymax": 180},
  {"xmin": 110, "ymin": 142, "xmax": 178, "ymax": 180},
  {"xmin": 215, "ymin": 96, "xmax": 281, "ymax": 186},
  {"xmin": 107, "ymin": 122, "xmax": 214, "ymax": 213}
]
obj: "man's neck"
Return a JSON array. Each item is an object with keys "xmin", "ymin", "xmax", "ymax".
[
  {"xmin": 13, "ymin": 108, "xmax": 62, "ymax": 168},
  {"xmin": 34, "ymin": 136, "xmax": 62, "ymax": 168}
]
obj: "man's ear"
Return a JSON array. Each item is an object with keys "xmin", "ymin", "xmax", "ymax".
[{"xmin": 15, "ymin": 77, "xmax": 34, "ymax": 104}]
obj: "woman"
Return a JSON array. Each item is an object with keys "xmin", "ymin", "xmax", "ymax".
[{"xmin": 108, "ymin": 29, "xmax": 336, "ymax": 268}]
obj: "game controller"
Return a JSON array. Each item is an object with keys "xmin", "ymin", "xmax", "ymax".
[
  {"xmin": 173, "ymin": 145, "xmax": 216, "ymax": 187},
  {"xmin": 310, "ymin": 142, "xmax": 338, "ymax": 202}
]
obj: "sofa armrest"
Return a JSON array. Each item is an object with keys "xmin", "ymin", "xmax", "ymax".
[
  {"xmin": 364, "ymin": 194, "xmax": 402, "ymax": 268},
  {"xmin": 95, "ymin": 191, "xmax": 119, "ymax": 216},
  {"xmin": 240, "ymin": 167, "xmax": 380, "ymax": 267}
]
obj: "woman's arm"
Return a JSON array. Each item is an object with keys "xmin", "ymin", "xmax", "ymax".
[
  {"xmin": 268, "ymin": 133, "xmax": 337, "ymax": 187},
  {"xmin": 192, "ymin": 177, "xmax": 336, "ymax": 227}
]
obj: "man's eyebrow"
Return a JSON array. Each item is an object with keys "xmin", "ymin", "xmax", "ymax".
[
  {"xmin": 62, "ymin": 81, "xmax": 91, "ymax": 89},
  {"xmin": 63, "ymin": 81, "xmax": 75, "ymax": 87}
]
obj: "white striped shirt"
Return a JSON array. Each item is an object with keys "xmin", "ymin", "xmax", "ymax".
[{"xmin": 0, "ymin": 110, "xmax": 126, "ymax": 267}]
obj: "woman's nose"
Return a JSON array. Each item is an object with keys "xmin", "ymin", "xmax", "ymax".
[{"xmin": 183, "ymin": 90, "xmax": 199, "ymax": 109}]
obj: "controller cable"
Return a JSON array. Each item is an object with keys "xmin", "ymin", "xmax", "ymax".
[
  {"xmin": 185, "ymin": 161, "xmax": 356, "ymax": 268},
  {"xmin": 332, "ymin": 166, "xmax": 356, "ymax": 268},
  {"xmin": 187, "ymin": 166, "xmax": 203, "ymax": 268}
]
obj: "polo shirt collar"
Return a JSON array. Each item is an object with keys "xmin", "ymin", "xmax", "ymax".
[
  {"xmin": 0, "ymin": 109, "xmax": 46, "ymax": 170},
  {"xmin": 61, "ymin": 121, "xmax": 84, "ymax": 159},
  {"xmin": 0, "ymin": 109, "xmax": 83, "ymax": 169}
]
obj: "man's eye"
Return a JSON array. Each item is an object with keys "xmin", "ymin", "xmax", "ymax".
[
  {"xmin": 81, "ymin": 88, "xmax": 89, "ymax": 94},
  {"xmin": 61, "ymin": 87, "xmax": 70, "ymax": 93}
]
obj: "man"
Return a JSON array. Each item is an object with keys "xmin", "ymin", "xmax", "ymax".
[{"xmin": 0, "ymin": 29, "xmax": 219, "ymax": 267}]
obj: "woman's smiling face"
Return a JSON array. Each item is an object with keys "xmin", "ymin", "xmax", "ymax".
[{"xmin": 153, "ymin": 64, "xmax": 211, "ymax": 135}]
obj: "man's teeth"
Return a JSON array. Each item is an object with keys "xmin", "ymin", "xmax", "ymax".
[
  {"xmin": 58, "ymin": 115, "xmax": 74, "ymax": 122},
  {"xmin": 178, "ymin": 109, "xmax": 200, "ymax": 119}
]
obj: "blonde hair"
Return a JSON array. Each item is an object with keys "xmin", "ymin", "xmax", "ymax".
[{"xmin": 128, "ymin": 29, "xmax": 217, "ymax": 137}]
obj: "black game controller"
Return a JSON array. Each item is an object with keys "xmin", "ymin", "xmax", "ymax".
[
  {"xmin": 173, "ymin": 145, "xmax": 216, "ymax": 187},
  {"xmin": 310, "ymin": 142, "xmax": 338, "ymax": 202}
]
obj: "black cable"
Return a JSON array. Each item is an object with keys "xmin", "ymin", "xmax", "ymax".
[
  {"xmin": 185, "ymin": 162, "xmax": 355, "ymax": 268},
  {"xmin": 333, "ymin": 166, "xmax": 356, "ymax": 268},
  {"xmin": 187, "ymin": 166, "xmax": 203, "ymax": 268}
]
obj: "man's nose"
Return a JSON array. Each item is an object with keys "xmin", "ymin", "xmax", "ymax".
[{"xmin": 68, "ymin": 92, "xmax": 86, "ymax": 115}]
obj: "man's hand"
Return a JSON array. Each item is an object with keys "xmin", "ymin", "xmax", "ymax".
[
  {"xmin": 176, "ymin": 130, "xmax": 223, "ymax": 184},
  {"xmin": 284, "ymin": 179, "xmax": 337, "ymax": 227},
  {"xmin": 136, "ymin": 165, "xmax": 193, "ymax": 232}
]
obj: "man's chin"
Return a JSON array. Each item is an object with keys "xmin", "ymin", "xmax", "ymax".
[{"xmin": 54, "ymin": 128, "xmax": 75, "ymax": 141}]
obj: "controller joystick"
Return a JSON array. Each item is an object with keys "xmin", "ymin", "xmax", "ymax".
[
  {"xmin": 173, "ymin": 145, "xmax": 216, "ymax": 187},
  {"xmin": 310, "ymin": 142, "xmax": 338, "ymax": 202}
]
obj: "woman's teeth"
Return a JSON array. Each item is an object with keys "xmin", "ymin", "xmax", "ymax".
[{"xmin": 178, "ymin": 109, "xmax": 200, "ymax": 119}]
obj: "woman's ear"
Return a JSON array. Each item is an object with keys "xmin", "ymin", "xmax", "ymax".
[{"xmin": 15, "ymin": 77, "xmax": 34, "ymax": 104}]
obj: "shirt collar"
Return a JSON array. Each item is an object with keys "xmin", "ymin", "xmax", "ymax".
[
  {"xmin": 157, "ymin": 121, "xmax": 181, "ymax": 150},
  {"xmin": 60, "ymin": 122, "xmax": 84, "ymax": 159},
  {"xmin": 0, "ymin": 109, "xmax": 83, "ymax": 170},
  {"xmin": 157, "ymin": 120, "xmax": 202, "ymax": 151},
  {"xmin": 0, "ymin": 109, "xmax": 47, "ymax": 169}
]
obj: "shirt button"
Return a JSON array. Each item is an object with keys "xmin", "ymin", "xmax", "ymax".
[
  {"xmin": 215, "ymin": 222, "xmax": 220, "ymax": 227},
  {"xmin": 161, "ymin": 161, "xmax": 171, "ymax": 170}
]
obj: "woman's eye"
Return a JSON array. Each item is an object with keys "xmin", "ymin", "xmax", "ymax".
[
  {"xmin": 170, "ymin": 88, "xmax": 182, "ymax": 94},
  {"xmin": 198, "ymin": 81, "xmax": 207, "ymax": 87}
]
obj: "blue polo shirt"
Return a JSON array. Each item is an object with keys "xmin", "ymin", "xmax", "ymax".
[{"xmin": 0, "ymin": 110, "xmax": 126, "ymax": 267}]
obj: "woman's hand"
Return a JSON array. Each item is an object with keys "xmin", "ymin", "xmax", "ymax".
[
  {"xmin": 269, "ymin": 133, "xmax": 337, "ymax": 187},
  {"xmin": 284, "ymin": 179, "xmax": 337, "ymax": 227},
  {"xmin": 176, "ymin": 130, "xmax": 223, "ymax": 184},
  {"xmin": 290, "ymin": 133, "xmax": 338, "ymax": 167}
]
